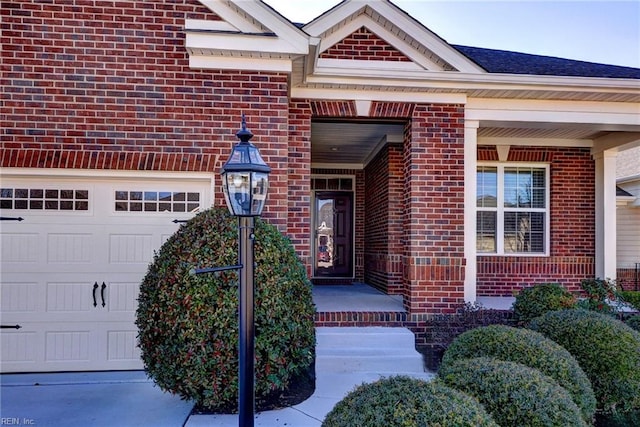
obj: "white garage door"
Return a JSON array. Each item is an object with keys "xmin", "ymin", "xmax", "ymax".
[{"xmin": 0, "ymin": 171, "xmax": 213, "ymax": 373}]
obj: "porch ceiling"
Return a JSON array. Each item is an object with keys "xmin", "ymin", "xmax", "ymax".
[{"xmin": 310, "ymin": 121, "xmax": 633, "ymax": 167}]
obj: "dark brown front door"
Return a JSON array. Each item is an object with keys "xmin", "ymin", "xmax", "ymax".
[{"xmin": 314, "ymin": 192, "xmax": 353, "ymax": 278}]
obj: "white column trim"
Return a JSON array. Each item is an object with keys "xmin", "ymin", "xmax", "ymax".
[
  {"xmin": 594, "ymin": 150, "xmax": 618, "ymax": 280},
  {"xmin": 464, "ymin": 119, "xmax": 480, "ymax": 302}
]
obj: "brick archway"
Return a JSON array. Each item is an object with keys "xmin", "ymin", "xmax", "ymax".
[{"xmin": 288, "ymin": 99, "xmax": 466, "ymax": 315}]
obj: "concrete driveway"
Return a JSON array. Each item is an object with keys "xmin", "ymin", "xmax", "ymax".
[{"xmin": 0, "ymin": 371, "xmax": 193, "ymax": 427}]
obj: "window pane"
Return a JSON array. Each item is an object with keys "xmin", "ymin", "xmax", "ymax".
[
  {"xmin": 476, "ymin": 211, "xmax": 496, "ymax": 252},
  {"xmin": 477, "ymin": 167, "xmax": 497, "ymax": 207},
  {"xmin": 504, "ymin": 212, "xmax": 545, "ymax": 253},
  {"xmin": 504, "ymin": 167, "xmax": 545, "ymax": 208}
]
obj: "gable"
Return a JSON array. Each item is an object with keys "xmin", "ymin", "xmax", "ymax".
[
  {"xmin": 303, "ymin": 0, "xmax": 484, "ymax": 75},
  {"xmin": 320, "ymin": 26, "xmax": 412, "ymax": 62}
]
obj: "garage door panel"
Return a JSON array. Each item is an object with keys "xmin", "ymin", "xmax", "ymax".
[
  {"xmin": 46, "ymin": 282, "xmax": 95, "ymax": 313},
  {"xmin": 109, "ymin": 233, "xmax": 154, "ymax": 264},
  {"xmin": 106, "ymin": 281, "xmax": 139, "ymax": 314},
  {"xmin": 2, "ymin": 330, "xmax": 40, "ymax": 371},
  {"xmin": 1, "ymin": 173, "xmax": 211, "ymax": 372},
  {"xmin": 106, "ymin": 329, "xmax": 140, "ymax": 363},
  {"xmin": 0, "ymin": 233, "xmax": 40, "ymax": 263},
  {"xmin": 47, "ymin": 233, "xmax": 94, "ymax": 264},
  {"xmin": 45, "ymin": 330, "xmax": 93, "ymax": 363},
  {"xmin": 1, "ymin": 282, "xmax": 40, "ymax": 314}
]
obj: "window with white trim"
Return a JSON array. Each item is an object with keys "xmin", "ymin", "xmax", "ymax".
[{"xmin": 477, "ymin": 164, "xmax": 549, "ymax": 255}]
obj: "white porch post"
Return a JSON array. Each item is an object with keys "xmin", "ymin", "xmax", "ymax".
[
  {"xmin": 594, "ymin": 150, "xmax": 618, "ymax": 280},
  {"xmin": 464, "ymin": 120, "xmax": 479, "ymax": 302}
]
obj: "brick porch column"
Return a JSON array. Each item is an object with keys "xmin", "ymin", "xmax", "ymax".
[{"xmin": 403, "ymin": 104, "xmax": 466, "ymax": 314}]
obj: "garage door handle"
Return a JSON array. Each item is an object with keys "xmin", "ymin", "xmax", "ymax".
[
  {"xmin": 93, "ymin": 282, "xmax": 99, "ymax": 307},
  {"xmin": 101, "ymin": 282, "xmax": 106, "ymax": 307},
  {"xmin": 1, "ymin": 325, "xmax": 22, "ymax": 329}
]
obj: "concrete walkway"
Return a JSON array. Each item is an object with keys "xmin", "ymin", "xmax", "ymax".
[{"xmin": 1, "ymin": 327, "xmax": 434, "ymax": 427}]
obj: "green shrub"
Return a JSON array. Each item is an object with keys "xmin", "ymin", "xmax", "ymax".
[
  {"xmin": 136, "ymin": 207, "xmax": 316, "ymax": 412},
  {"xmin": 528, "ymin": 309, "xmax": 640, "ymax": 413},
  {"xmin": 578, "ymin": 278, "xmax": 620, "ymax": 314},
  {"xmin": 626, "ymin": 315, "xmax": 640, "ymax": 331},
  {"xmin": 620, "ymin": 291, "xmax": 640, "ymax": 311},
  {"xmin": 512, "ymin": 283, "xmax": 576, "ymax": 324},
  {"xmin": 322, "ymin": 376, "xmax": 498, "ymax": 427},
  {"xmin": 438, "ymin": 357, "xmax": 588, "ymax": 427},
  {"xmin": 440, "ymin": 324, "xmax": 596, "ymax": 422}
]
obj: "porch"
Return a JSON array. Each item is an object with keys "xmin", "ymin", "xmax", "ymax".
[{"xmin": 312, "ymin": 283, "xmax": 515, "ymax": 327}]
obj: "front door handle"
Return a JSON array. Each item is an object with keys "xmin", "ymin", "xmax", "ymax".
[
  {"xmin": 93, "ymin": 282, "xmax": 99, "ymax": 307},
  {"xmin": 101, "ymin": 282, "xmax": 106, "ymax": 307}
]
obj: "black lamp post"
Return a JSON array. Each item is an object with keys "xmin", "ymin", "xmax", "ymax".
[{"xmin": 221, "ymin": 115, "xmax": 271, "ymax": 427}]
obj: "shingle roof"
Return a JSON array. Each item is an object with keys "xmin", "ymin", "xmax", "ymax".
[
  {"xmin": 617, "ymin": 186, "xmax": 634, "ymax": 197},
  {"xmin": 453, "ymin": 45, "xmax": 640, "ymax": 79}
]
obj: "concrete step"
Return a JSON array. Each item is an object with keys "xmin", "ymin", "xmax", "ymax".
[
  {"xmin": 316, "ymin": 326, "xmax": 416, "ymax": 349},
  {"xmin": 316, "ymin": 327, "xmax": 425, "ymax": 374}
]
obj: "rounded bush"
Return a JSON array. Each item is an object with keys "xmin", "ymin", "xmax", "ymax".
[
  {"xmin": 513, "ymin": 283, "xmax": 576, "ymax": 324},
  {"xmin": 322, "ymin": 376, "xmax": 498, "ymax": 427},
  {"xmin": 136, "ymin": 207, "xmax": 316, "ymax": 412},
  {"xmin": 440, "ymin": 324, "xmax": 596, "ymax": 422},
  {"xmin": 438, "ymin": 357, "xmax": 588, "ymax": 427},
  {"xmin": 528, "ymin": 309, "xmax": 640, "ymax": 413},
  {"xmin": 626, "ymin": 315, "xmax": 640, "ymax": 332},
  {"xmin": 620, "ymin": 291, "xmax": 640, "ymax": 311}
]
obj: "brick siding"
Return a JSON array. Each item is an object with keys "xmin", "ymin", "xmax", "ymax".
[
  {"xmin": 1, "ymin": 0, "xmax": 291, "ymax": 228},
  {"xmin": 319, "ymin": 26, "xmax": 411, "ymax": 62},
  {"xmin": 364, "ymin": 144, "xmax": 404, "ymax": 294},
  {"xmin": 477, "ymin": 146, "xmax": 596, "ymax": 295}
]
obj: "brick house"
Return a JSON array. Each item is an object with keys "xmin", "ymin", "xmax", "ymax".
[{"xmin": 2, "ymin": 0, "xmax": 639, "ymax": 372}]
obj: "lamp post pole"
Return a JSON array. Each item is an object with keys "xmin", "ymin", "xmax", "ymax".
[
  {"xmin": 238, "ymin": 215, "xmax": 255, "ymax": 427},
  {"xmin": 217, "ymin": 114, "xmax": 270, "ymax": 427}
]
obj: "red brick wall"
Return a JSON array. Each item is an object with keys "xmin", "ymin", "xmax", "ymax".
[
  {"xmin": 403, "ymin": 104, "xmax": 466, "ymax": 314},
  {"xmin": 319, "ymin": 26, "xmax": 411, "ymax": 62},
  {"xmin": 1, "ymin": 0, "xmax": 291, "ymax": 228},
  {"xmin": 364, "ymin": 144, "xmax": 404, "ymax": 294},
  {"xmin": 477, "ymin": 146, "xmax": 596, "ymax": 295}
]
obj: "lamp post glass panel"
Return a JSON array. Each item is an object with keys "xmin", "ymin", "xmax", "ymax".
[{"xmin": 220, "ymin": 116, "xmax": 270, "ymax": 427}]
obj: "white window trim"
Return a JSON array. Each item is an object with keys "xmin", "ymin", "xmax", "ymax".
[{"xmin": 477, "ymin": 162, "xmax": 550, "ymax": 257}]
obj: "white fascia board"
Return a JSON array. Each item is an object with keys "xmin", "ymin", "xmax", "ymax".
[
  {"xmin": 186, "ymin": 31, "xmax": 307, "ymax": 56},
  {"xmin": 303, "ymin": 0, "xmax": 367, "ymax": 36},
  {"xmin": 196, "ymin": 1, "xmax": 309, "ymax": 55},
  {"xmin": 363, "ymin": 0, "xmax": 484, "ymax": 73},
  {"xmin": 307, "ymin": 68, "xmax": 640, "ymax": 94},
  {"xmin": 198, "ymin": 0, "xmax": 265, "ymax": 33},
  {"xmin": 291, "ymin": 87, "xmax": 467, "ymax": 104},
  {"xmin": 189, "ymin": 54, "xmax": 292, "ymax": 72},
  {"xmin": 618, "ymin": 174, "xmax": 640, "ymax": 184},
  {"xmin": 478, "ymin": 137, "xmax": 593, "ymax": 148},
  {"xmin": 185, "ymin": 19, "xmax": 238, "ymax": 32},
  {"xmin": 467, "ymin": 98, "xmax": 640, "ymax": 126},
  {"xmin": 234, "ymin": 0, "xmax": 309, "ymax": 48},
  {"xmin": 317, "ymin": 58, "xmax": 424, "ymax": 72}
]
